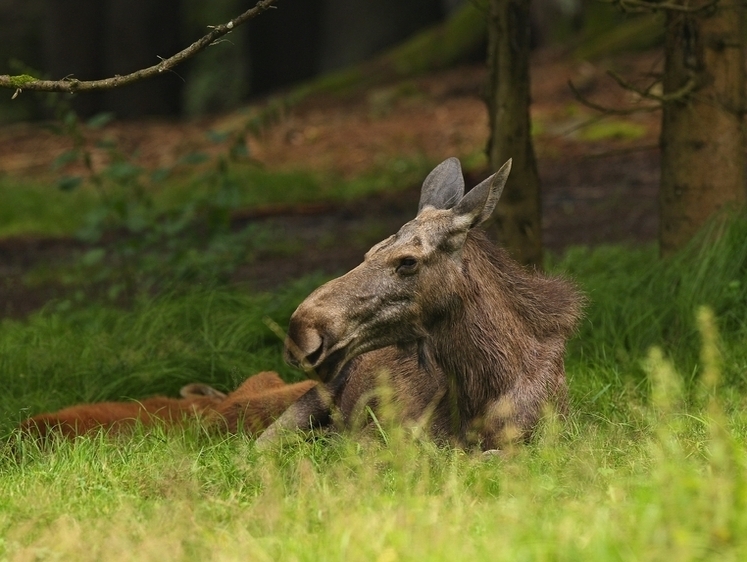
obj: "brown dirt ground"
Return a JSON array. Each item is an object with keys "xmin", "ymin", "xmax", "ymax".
[{"xmin": 0, "ymin": 47, "xmax": 664, "ymax": 318}]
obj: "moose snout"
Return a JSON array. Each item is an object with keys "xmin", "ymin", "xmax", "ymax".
[
  {"xmin": 284, "ymin": 317, "xmax": 328, "ymax": 371},
  {"xmin": 283, "ymin": 277, "xmax": 359, "ymax": 380}
]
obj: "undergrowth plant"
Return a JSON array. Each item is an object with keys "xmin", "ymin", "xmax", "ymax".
[
  {"xmin": 1, "ymin": 309, "xmax": 746, "ymax": 561},
  {"xmin": 50, "ymin": 106, "xmax": 261, "ymax": 300},
  {"xmin": 8, "ymin": 105, "xmax": 439, "ymax": 304},
  {"xmin": 556, "ymin": 209, "xmax": 747, "ymax": 416}
]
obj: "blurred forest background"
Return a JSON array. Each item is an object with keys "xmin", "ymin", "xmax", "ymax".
[
  {"xmin": 0, "ymin": 0, "xmax": 672, "ymax": 313},
  {"xmin": 0, "ymin": 0, "xmax": 743, "ymax": 325},
  {"xmin": 0, "ymin": 0, "xmax": 657, "ymax": 119},
  {"xmin": 0, "ymin": 0, "xmax": 476, "ymax": 120}
]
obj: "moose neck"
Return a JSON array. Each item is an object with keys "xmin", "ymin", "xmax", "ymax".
[{"xmin": 426, "ymin": 232, "xmax": 535, "ymax": 426}]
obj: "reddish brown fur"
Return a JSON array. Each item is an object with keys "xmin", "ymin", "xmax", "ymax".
[
  {"xmin": 19, "ymin": 394, "xmax": 223, "ymax": 440},
  {"xmin": 208, "ymin": 372, "xmax": 318, "ymax": 434},
  {"xmin": 19, "ymin": 371, "xmax": 317, "ymax": 441}
]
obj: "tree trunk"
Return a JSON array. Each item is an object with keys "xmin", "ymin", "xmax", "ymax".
[
  {"xmin": 485, "ymin": 0, "xmax": 542, "ymax": 268},
  {"xmin": 318, "ymin": 0, "xmax": 444, "ymax": 73},
  {"xmin": 659, "ymin": 1, "xmax": 745, "ymax": 256},
  {"xmin": 102, "ymin": 0, "xmax": 183, "ymax": 118},
  {"xmin": 247, "ymin": 0, "xmax": 324, "ymax": 94},
  {"xmin": 44, "ymin": 0, "xmax": 106, "ymax": 117}
]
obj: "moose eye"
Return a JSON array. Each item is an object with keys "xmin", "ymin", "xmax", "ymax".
[{"xmin": 396, "ymin": 256, "xmax": 419, "ymax": 275}]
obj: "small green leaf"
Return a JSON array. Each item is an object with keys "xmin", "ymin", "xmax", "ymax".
[
  {"xmin": 63, "ymin": 111, "xmax": 77, "ymax": 128},
  {"xmin": 206, "ymin": 130, "xmax": 230, "ymax": 144},
  {"xmin": 125, "ymin": 210, "xmax": 149, "ymax": 233},
  {"xmin": 150, "ymin": 167, "xmax": 171, "ymax": 183},
  {"xmin": 104, "ymin": 162, "xmax": 142, "ymax": 182},
  {"xmin": 179, "ymin": 152, "xmax": 210, "ymax": 166},
  {"xmin": 86, "ymin": 112, "xmax": 115, "ymax": 130},
  {"xmin": 107, "ymin": 283, "xmax": 125, "ymax": 301},
  {"xmin": 52, "ymin": 149, "xmax": 79, "ymax": 170},
  {"xmin": 96, "ymin": 137, "xmax": 117, "ymax": 150},
  {"xmin": 81, "ymin": 248, "xmax": 106, "ymax": 266},
  {"xmin": 56, "ymin": 175, "xmax": 83, "ymax": 191},
  {"xmin": 230, "ymin": 142, "xmax": 249, "ymax": 160}
]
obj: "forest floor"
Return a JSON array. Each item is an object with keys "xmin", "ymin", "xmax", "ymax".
[{"xmin": 0, "ymin": 47, "xmax": 664, "ymax": 318}]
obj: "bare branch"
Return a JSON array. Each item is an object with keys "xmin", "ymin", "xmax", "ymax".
[
  {"xmin": 568, "ymin": 64, "xmax": 697, "ymax": 118},
  {"xmin": 583, "ymin": 144, "xmax": 659, "ymax": 159},
  {"xmin": 568, "ymin": 80, "xmax": 661, "ymax": 115},
  {"xmin": 599, "ymin": 0, "xmax": 719, "ymax": 13},
  {"xmin": 0, "ymin": 0, "xmax": 279, "ymax": 95},
  {"xmin": 607, "ymin": 70, "xmax": 698, "ymax": 102}
]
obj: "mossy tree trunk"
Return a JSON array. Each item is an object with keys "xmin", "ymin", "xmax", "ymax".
[
  {"xmin": 659, "ymin": 0, "xmax": 745, "ymax": 256},
  {"xmin": 485, "ymin": 0, "xmax": 542, "ymax": 268}
]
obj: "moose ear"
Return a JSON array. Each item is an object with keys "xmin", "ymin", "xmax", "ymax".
[
  {"xmin": 452, "ymin": 159, "xmax": 511, "ymax": 229},
  {"xmin": 418, "ymin": 157, "xmax": 465, "ymax": 214}
]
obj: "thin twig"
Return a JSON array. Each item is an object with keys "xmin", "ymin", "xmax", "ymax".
[
  {"xmin": 568, "ymin": 79, "xmax": 661, "ymax": 115},
  {"xmin": 600, "ymin": 0, "xmax": 719, "ymax": 13},
  {"xmin": 0, "ymin": 0, "xmax": 279, "ymax": 94},
  {"xmin": 583, "ymin": 144, "xmax": 660, "ymax": 159},
  {"xmin": 607, "ymin": 70, "xmax": 698, "ymax": 103}
]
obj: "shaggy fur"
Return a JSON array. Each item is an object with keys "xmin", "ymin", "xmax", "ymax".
[
  {"xmin": 258, "ymin": 158, "xmax": 584, "ymax": 450},
  {"xmin": 19, "ymin": 372, "xmax": 317, "ymax": 441},
  {"xmin": 208, "ymin": 372, "xmax": 317, "ymax": 434}
]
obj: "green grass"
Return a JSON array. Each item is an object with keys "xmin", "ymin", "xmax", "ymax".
[
  {"xmin": 0, "ymin": 276, "xmax": 327, "ymax": 428},
  {"xmin": 2, "ymin": 390, "xmax": 747, "ymax": 560},
  {"xmin": 557, "ymin": 213, "xmax": 747, "ymax": 415},
  {"xmin": 576, "ymin": 119, "xmax": 648, "ymax": 142},
  {"xmin": 0, "ymin": 178, "xmax": 100, "ymax": 237},
  {"xmin": 2, "ymin": 211, "xmax": 747, "ymax": 559},
  {"xmin": 0, "ymin": 155, "xmax": 436, "ymax": 239}
]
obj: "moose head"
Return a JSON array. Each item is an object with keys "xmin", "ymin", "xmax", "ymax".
[{"xmin": 284, "ymin": 157, "xmax": 512, "ymax": 382}]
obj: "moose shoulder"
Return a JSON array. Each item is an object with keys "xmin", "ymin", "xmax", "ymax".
[{"xmin": 259, "ymin": 158, "xmax": 583, "ymax": 451}]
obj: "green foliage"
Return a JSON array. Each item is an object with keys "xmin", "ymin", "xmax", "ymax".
[
  {"xmin": 555, "ymin": 211, "xmax": 747, "ymax": 414},
  {"xmin": 0, "ymin": 107, "xmax": 438, "ymax": 301},
  {"xmin": 39, "ymin": 109, "xmax": 262, "ymax": 299},
  {"xmin": 576, "ymin": 119, "xmax": 647, "ymax": 142},
  {"xmin": 0, "ymin": 128, "xmax": 433, "ymax": 243},
  {"xmin": 0, "ymin": 276, "xmax": 325, "ymax": 432}
]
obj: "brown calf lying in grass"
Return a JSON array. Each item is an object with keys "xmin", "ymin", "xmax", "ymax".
[{"xmin": 19, "ymin": 371, "xmax": 317, "ymax": 441}]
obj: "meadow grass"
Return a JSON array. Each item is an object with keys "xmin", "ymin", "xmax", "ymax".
[
  {"xmin": 0, "ymin": 155, "xmax": 435, "ymax": 239},
  {"xmin": 0, "ymin": 178, "xmax": 99, "ymax": 238},
  {"xmin": 1, "ymin": 213, "xmax": 747, "ymax": 560}
]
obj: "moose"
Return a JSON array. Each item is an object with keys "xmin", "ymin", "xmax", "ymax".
[
  {"xmin": 257, "ymin": 157, "xmax": 583, "ymax": 451},
  {"xmin": 19, "ymin": 371, "xmax": 316, "ymax": 441}
]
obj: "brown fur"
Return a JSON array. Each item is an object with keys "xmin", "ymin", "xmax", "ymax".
[
  {"xmin": 340, "ymin": 232, "xmax": 582, "ymax": 448},
  {"xmin": 258, "ymin": 158, "xmax": 584, "ymax": 451},
  {"xmin": 19, "ymin": 371, "xmax": 317, "ymax": 441},
  {"xmin": 208, "ymin": 372, "xmax": 317, "ymax": 434}
]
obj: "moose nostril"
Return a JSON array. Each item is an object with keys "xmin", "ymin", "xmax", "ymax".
[
  {"xmin": 305, "ymin": 335, "xmax": 325, "ymax": 366},
  {"xmin": 285, "ymin": 327, "xmax": 326, "ymax": 368}
]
